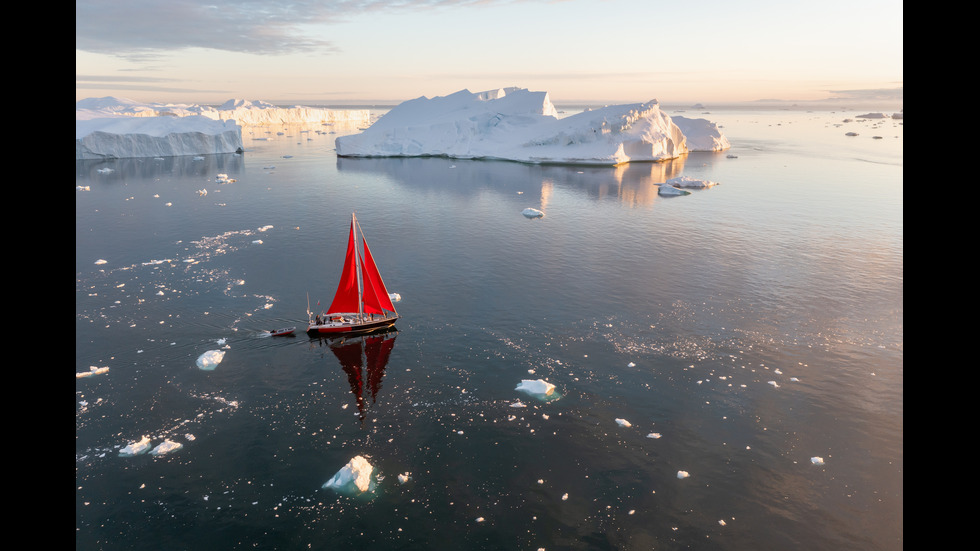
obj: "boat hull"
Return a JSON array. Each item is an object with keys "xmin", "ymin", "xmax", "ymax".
[{"xmin": 307, "ymin": 316, "xmax": 398, "ymax": 336}]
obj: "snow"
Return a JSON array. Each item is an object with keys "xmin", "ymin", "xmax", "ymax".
[
  {"xmin": 335, "ymin": 87, "xmax": 729, "ymax": 166},
  {"xmin": 76, "ymin": 96, "xmax": 370, "ymax": 160},
  {"xmin": 323, "ymin": 455, "xmax": 375, "ymax": 494}
]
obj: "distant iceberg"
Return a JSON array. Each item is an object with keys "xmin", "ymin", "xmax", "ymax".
[
  {"xmin": 76, "ymin": 96, "xmax": 371, "ymax": 160},
  {"xmin": 335, "ymin": 87, "xmax": 730, "ymax": 166}
]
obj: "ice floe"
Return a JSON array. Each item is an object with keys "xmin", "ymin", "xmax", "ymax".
[
  {"xmin": 150, "ymin": 439, "xmax": 183, "ymax": 456},
  {"xmin": 811, "ymin": 456, "xmax": 825, "ymax": 465},
  {"xmin": 677, "ymin": 470, "xmax": 690, "ymax": 479},
  {"xmin": 323, "ymin": 455, "xmax": 376, "ymax": 494},
  {"xmin": 196, "ymin": 350, "xmax": 226, "ymax": 370},
  {"xmin": 119, "ymin": 436, "xmax": 152, "ymax": 456},
  {"xmin": 516, "ymin": 379, "xmax": 555, "ymax": 396},
  {"xmin": 77, "ymin": 365, "xmax": 110, "ymax": 378},
  {"xmin": 615, "ymin": 418, "xmax": 632, "ymax": 427},
  {"xmin": 522, "ymin": 207, "xmax": 544, "ymax": 218}
]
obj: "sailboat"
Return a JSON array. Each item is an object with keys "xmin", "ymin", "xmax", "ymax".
[{"xmin": 307, "ymin": 213, "xmax": 399, "ymax": 336}]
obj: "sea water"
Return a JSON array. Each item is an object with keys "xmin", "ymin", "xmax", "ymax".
[{"xmin": 76, "ymin": 107, "xmax": 902, "ymax": 550}]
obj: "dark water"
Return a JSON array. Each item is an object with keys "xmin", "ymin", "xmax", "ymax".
[{"xmin": 76, "ymin": 110, "xmax": 903, "ymax": 550}]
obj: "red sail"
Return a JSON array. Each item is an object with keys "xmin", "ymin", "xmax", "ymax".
[
  {"xmin": 326, "ymin": 219, "xmax": 360, "ymax": 315},
  {"xmin": 361, "ymin": 238, "xmax": 396, "ymax": 313}
]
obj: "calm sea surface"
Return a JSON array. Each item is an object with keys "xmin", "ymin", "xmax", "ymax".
[{"xmin": 76, "ymin": 107, "xmax": 903, "ymax": 550}]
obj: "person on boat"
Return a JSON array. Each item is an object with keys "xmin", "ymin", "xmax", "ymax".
[{"xmin": 315, "ymin": 314, "xmax": 322, "ymax": 325}]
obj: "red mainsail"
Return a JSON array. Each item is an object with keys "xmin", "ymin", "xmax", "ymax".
[{"xmin": 326, "ymin": 219, "xmax": 360, "ymax": 315}]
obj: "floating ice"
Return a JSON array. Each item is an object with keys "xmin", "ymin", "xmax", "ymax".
[
  {"xmin": 196, "ymin": 350, "xmax": 225, "ymax": 370},
  {"xmin": 510, "ymin": 401, "xmax": 527, "ymax": 408},
  {"xmin": 76, "ymin": 365, "xmax": 109, "ymax": 378},
  {"xmin": 389, "ymin": 292, "xmax": 401, "ymax": 302},
  {"xmin": 646, "ymin": 433, "xmax": 662, "ymax": 439},
  {"xmin": 811, "ymin": 456, "xmax": 825, "ymax": 465},
  {"xmin": 95, "ymin": 259, "xmax": 107, "ymax": 265},
  {"xmin": 657, "ymin": 184, "xmax": 691, "ymax": 197},
  {"xmin": 398, "ymin": 473, "xmax": 411, "ymax": 484},
  {"xmin": 150, "ymin": 439, "xmax": 183, "ymax": 456},
  {"xmin": 516, "ymin": 379, "xmax": 555, "ymax": 396},
  {"xmin": 677, "ymin": 470, "xmax": 690, "ymax": 479},
  {"xmin": 335, "ymin": 87, "xmax": 729, "ymax": 165},
  {"xmin": 522, "ymin": 208, "xmax": 544, "ymax": 218},
  {"xmin": 119, "ymin": 436, "xmax": 152, "ymax": 456},
  {"xmin": 666, "ymin": 176, "xmax": 719, "ymax": 189},
  {"xmin": 323, "ymin": 455, "xmax": 375, "ymax": 494},
  {"xmin": 615, "ymin": 418, "xmax": 632, "ymax": 427},
  {"xmin": 76, "ymin": 96, "xmax": 371, "ymax": 159}
]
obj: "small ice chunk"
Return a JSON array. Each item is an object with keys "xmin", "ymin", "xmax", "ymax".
[
  {"xmin": 646, "ymin": 432, "xmax": 661, "ymax": 439},
  {"xmin": 150, "ymin": 439, "xmax": 183, "ymax": 456},
  {"xmin": 768, "ymin": 381, "xmax": 779, "ymax": 388},
  {"xmin": 811, "ymin": 456, "xmax": 825, "ymax": 465},
  {"xmin": 522, "ymin": 208, "xmax": 544, "ymax": 218},
  {"xmin": 323, "ymin": 455, "xmax": 375, "ymax": 493},
  {"xmin": 398, "ymin": 472, "xmax": 411, "ymax": 484},
  {"xmin": 677, "ymin": 470, "xmax": 690, "ymax": 479},
  {"xmin": 516, "ymin": 379, "xmax": 555, "ymax": 396},
  {"xmin": 119, "ymin": 436, "xmax": 152, "ymax": 456},
  {"xmin": 77, "ymin": 366, "xmax": 109, "ymax": 378},
  {"xmin": 196, "ymin": 350, "xmax": 225, "ymax": 370},
  {"xmin": 656, "ymin": 184, "xmax": 691, "ymax": 196},
  {"xmin": 718, "ymin": 519, "xmax": 727, "ymax": 526},
  {"xmin": 562, "ymin": 493, "xmax": 569, "ymax": 501},
  {"xmin": 510, "ymin": 401, "xmax": 526, "ymax": 408},
  {"xmin": 389, "ymin": 292, "xmax": 401, "ymax": 302},
  {"xmin": 627, "ymin": 362, "xmax": 636, "ymax": 367},
  {"xmin": 666, "ymin": 175, "xmax": 719, "ymax": 189},
  {"xmin": 615, "ymin": 418, "xmax": 632, "ymax": 427},
  {"xmin": 95, "ymin": 259, "xmax": 107, "ymax": 265}
]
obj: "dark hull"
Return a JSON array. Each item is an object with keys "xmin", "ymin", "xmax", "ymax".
[{"xmin": 306, "ymin": 316, "xmax": 398, "ymax": 336}]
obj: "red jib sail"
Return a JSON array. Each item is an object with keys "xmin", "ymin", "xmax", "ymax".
[
  {"xmin": 326, "ymin": 219, "xmax": 360, "ymax": 315},
  {"xmin": 360, "ymin": 237, "xmax": 396, "ymax": 313}
]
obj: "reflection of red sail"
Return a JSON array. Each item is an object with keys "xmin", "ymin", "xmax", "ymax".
[
  {"xmin": 364, "ymin": 334, "xmax": 395, "ymax": 402},
  {"xmin": 328, "ymin": 331, "xmax": 397, "ymax": 422}
]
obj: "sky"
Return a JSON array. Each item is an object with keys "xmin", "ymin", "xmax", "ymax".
[{"xmin": 76, "ymin": 0, "xmax": 903, "ymax": 107}]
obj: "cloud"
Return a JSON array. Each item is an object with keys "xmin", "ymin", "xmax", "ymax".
[{"xmin": 75, "ymin": 0, "xmax": 513, "ymax": 58}]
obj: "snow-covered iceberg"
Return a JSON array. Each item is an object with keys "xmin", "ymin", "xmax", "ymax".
[{"xmin": 335, "ymin": 87, "xmax": 729, "ymax": 166}]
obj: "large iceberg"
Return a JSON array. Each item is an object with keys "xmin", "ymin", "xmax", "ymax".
[
  {"xmin": 76, "ymin": 115, "xmax": 244, "ymax": 160},
  {"xmin": 76, "ymin": 96, "xmax": 372, "ymax": 160},
  {"xmin": 335, "ymin": 87, "xmax": 729, "ymax": 166}
]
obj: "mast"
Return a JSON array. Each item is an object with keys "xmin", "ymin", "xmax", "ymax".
[{"xmin": 354, "ymin": 213, "xmax": 364, "ymax": 322}]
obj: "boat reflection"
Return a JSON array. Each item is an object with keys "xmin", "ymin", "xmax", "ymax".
[{"xmin": 317, "ymin": 329, "xmax": 397, "ymax": 424}]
